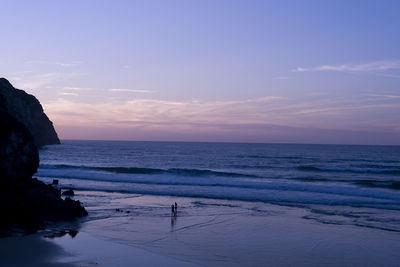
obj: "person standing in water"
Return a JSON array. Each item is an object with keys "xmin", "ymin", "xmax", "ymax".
[
  {"xmin": 171, "ymin": 204, "xmax": 175, "ymax": 214},
  {"xmin": 174, "ymin": 202, "xmax": 178, "ymax": 215}
]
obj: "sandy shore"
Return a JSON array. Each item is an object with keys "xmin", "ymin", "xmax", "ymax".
[
  {"xmin": 0, "ymin": 234, "xmax": 73, "ymax": 267},
  {"xmin": 0, "ymin": 231, "xmax": 196, "ymax": 267},
  {"xmin": 1, "ymin": 193, "xmax": 400, "ymax": 266},
  {"xmin": 78, "ymin": 194, "xmax": 400, "ymax": 266}
]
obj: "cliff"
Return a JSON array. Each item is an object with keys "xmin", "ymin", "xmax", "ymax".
[
  {"xmin": 0, "ymin": 78, "xmax": 86, "ymax": 235},
  {"xmin": 0, "ymin": 78, "xmax": 60, "ymax": 147},
  {"xmin": 0, "ymin": 108, "xmax": 39, "ymax": 179}
]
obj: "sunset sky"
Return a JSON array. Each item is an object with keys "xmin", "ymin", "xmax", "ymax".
[{"xmin": 1, "ymin": 0, "xmax": 400, "ymax": 144}]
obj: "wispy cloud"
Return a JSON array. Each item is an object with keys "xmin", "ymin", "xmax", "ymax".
[
  {"xmin": 42, "ymin": 92, "xmax": 400, "ymax": 139},
  {"xmin": 59, "ymin": 92, "xmax": 79, "ymax": 96},
  {"xmin": 13, "ymin": 72, "xmax": 84, "ymax": 90},
  {"xmin": 294, "ymin": 60, "xmax": 400, "ymax": 73},
  {"xmin": 26, "ymin": 60, "xmax": 83, "ymax": 67},
  {"xmin": 110, "ymin": 88, "xmax": 156, "ymax": 93},
  {"xmin": 44, "ymin": 96, "xmax": 284, "ymax": 127},
  {"xmin": 44, "ymin": 95, "xmax": 390, "ymax": 127},
  {"xmin": 368, "ymin": 94, "xmax": 400, "ymax": 99},
  {"xmin": 291, "ymin": 103, "xmax": 400, "ymax": 115},
  {"xmin": 64, "ymin": 86, "xmax": 95, "ymax": 91}
]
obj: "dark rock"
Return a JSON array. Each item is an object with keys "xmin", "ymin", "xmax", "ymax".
[
  {"xmin": 0, "ymin": 78, "xmax": 60, "ymax": 147},
  {"xmin": 0, "ymin": 78, "xmax": 86, "ymax": 235},
  {"xmin": 62, "ymin": 189, "xmax": 75, "ymax": 196},
  {"xmin": 44, "ymin": 229, "xmax": 79, "ymax": 239},
  {"xmin": 52, "ymin": 179, "xmax": 59, "ymax": 185},
  {"xmin": 44, "ymin": 230, "xmax": 68, "ymax": 239},
  {"xmin": 0, "ymin": 108, "xmax": 39, "ymax": 179},
  {"xmin": 0, "ymin": 177, "xmax": 87, "ymax": 234},
  {"xmin": 68, "ymin": 229, "xmax": 79, "ymax": 238}
]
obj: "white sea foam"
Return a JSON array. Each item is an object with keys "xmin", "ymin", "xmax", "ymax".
[{"xmin": 36, "ymin": 141, "xmax": 400, "ymax": 225}]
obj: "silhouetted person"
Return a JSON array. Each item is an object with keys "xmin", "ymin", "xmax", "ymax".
[
  {"xmin": 171, "ymin": 204, "xmax": 175, "ymax": 214},
  {"xmin": 174, "ymin": 202, "xmax": 178, "ymax": 214}
]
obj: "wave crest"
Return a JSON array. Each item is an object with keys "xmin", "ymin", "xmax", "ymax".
[
  {"xmin": 298, "ymin": 166, "xmax": 400, "ymax": 175},
  {"xmin": 40, "ymin": 164, "xmax": 260, "ymax": 178}
]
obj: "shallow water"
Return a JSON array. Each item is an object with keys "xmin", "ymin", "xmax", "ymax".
[
  {"xmin": 37, "ymin": 140, "xmax": 400, "ymax": 232},
  {"xmin": 46, "ymin": 192, "xmax": 400, "ymax": 267}
]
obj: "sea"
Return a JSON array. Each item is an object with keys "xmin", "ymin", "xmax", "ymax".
[{"xmin": 36, "ymin": 140, "xmax": 400, "ymax": 233}]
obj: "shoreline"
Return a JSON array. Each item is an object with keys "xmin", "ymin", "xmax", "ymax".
[
  {"xmin": 52, "ymin": 193, "xmax": 400, "ymax": 266},
  {"xmin": 2, "ymin": 192, "xmax": 400, "ymax": 266}
]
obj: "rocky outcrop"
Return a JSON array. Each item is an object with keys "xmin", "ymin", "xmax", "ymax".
[
  {"xmin": 0, "ymin": 109, "xmax": 39, "ymax": 179},
  {"xmin": 0, "ymin": 78, "xmax": 86, "ymax": 236},
  {"xmin": 0, "ymin": 178, "xmax": 87, "ymax": 233},
  {"xmin": 0, "ymin": 78, "xmax": 60, "ymax": 147}
]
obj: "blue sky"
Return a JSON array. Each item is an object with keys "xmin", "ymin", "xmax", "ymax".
[{"xmin": 1, "ymin": 0, "xmax": 399, "ymax": 144}]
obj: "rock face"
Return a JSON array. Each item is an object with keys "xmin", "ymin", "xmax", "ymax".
[
  {"xmin": 0, "ymin": 78, "xmax": 86, "ymax": 235},
  {"xmin": 0, "ymin": 178, "xmax": 87, "ymax": 233},
  {"xmin": 0, "ymin": 108, "xmax": 39, "ymax": 179},
  {"xmin": 0, "ymin": 78, "xmax": 60, "ymax": 147}
]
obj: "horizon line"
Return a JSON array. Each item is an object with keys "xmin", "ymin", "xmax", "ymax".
[{"xmin": 55, "ymin": 138, "xmax": 400, "ymax": 147}]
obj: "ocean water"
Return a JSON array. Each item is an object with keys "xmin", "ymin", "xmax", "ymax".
[{"xmin": 36, "ymin": 140, "xmax": 400, "ymax": 232}]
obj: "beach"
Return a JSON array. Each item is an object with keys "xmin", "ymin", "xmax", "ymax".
[
  {"xmin": 2, "ymin": 192, "xmax": 400, "ymax": 266},
  {"xmin": 2, "ymin": 140, "xmax": 400, "ymax": 266},
  {"xmin": 0, "ymin": 223, "xmax": 195, "ymax": 267},
  {"xmin": 79, "ymin": 193, "xmax": 400, "ymax": 266}
]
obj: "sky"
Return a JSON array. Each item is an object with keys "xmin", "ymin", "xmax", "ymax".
[{"xmin": 1, "ymin": 0, "xmax": 400, "ymax": 145}]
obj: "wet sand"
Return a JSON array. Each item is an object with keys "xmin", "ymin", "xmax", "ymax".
[
  {"xmin": 0, "ymin": 231, "xmax": 196, "ymax": 267},
  {"xmin": 81, "ymin": 194, "xmax": 400, "ymax": 266},
  {"xmin": 62, "ymin": 193, "xmax": 400, "ymax": 266},
  {"xmin": 0, "ymin": 234, "xmax": 73, "ymax": 267},
  {"xmin": 2, "ymin": 193, "xmax": 400, "ymax": 266}
]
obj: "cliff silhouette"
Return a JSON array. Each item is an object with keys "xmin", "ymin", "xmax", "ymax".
[
  {"xmin": 0, "ymin": 78, "xmax": 86, "ymax": 235},
  {"xmin": 0, "ymin": 78, "xmax": 60, "ymax": 147}
]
